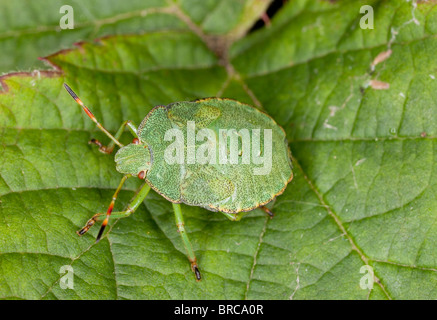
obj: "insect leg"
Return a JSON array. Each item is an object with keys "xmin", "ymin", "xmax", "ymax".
[
  {"xmin": 77, "ymin": 179, "xmax": 151, "ymax": 242},
  {"xmin": 94, "ymin": 174, "xmax": 132, "ymax": 242},
  {"xmin": 220, "ymin": 211, "xmax": 248, "ymax": 221},
  {"xmin": 260, "ymin": 206, "xmax": 274, "ymax": 219},
  {"xmin": 77, "ymin": 174, "xmax": 130, "ymax": 238},
  {"xmin": 89, "ymin": 120, "xmax": 138, "ymax": 154},
  {"xmin": 172, "ymin": 203, "xmax": 201, "ymax": 281},
  {"xmin": 221, "ymin": 207, "xmax": 273, "ymax": 221}
]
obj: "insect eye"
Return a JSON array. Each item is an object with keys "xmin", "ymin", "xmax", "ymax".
[
  {"xmin": 132, "ymin": 138, "xmax": 140, "ymax": 144},
  {"xmin": 137, "ymin": 170, "xmax": 146, "ymax": 179}
]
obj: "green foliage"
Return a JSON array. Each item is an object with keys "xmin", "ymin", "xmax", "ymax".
[{"xmin": 1, "ymin": 0, "xmax": 437, "ymax": 299}]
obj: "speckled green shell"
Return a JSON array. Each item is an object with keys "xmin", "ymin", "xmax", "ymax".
[{"xmin": 136, "ymin": 98, "xmax": 293, "ymax": 213}]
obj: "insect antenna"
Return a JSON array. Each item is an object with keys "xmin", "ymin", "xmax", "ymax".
[
  {"xmin": 95, "ymin": 174, "xmax": 131, "ymax": 243},
  {"xmin": 63, "ymin": 83, "xmax": 123, "ymax": 148}
]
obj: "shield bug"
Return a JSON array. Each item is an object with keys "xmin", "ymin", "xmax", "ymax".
[{"xmin": 64, "ymin": 83, "xmax": 293, "ymax": 281}]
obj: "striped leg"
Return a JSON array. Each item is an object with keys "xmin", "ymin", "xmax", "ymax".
[{"xmin": 77, "ymin": 180, "xmax": 151, "ymax": 242}]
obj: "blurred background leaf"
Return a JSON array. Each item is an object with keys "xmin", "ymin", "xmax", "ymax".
[
  {"xmin": 1, "ymin": 0, "xmax": 437, "ymax": 300},
  {"xmin": 0, "ymin": 0, "xmax": 269, "ymax": 73}
]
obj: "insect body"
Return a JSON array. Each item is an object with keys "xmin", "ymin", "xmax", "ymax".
[{"xmin": 64, "ymin": 83, "xmax": 293, "ymax": 281}]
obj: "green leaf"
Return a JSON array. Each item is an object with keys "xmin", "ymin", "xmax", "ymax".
[
  {"xmin": 0, "ymin": 0, "xmax": 269, "ymax": 74},
  {"xmin": 1, "ymin": 0, "xmax": 437, "ymax": 300}
]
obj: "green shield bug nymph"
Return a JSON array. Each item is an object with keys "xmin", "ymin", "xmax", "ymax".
[{"xmin": 64, "ymin": 83, "xmax": 293, "ymax": 281}]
